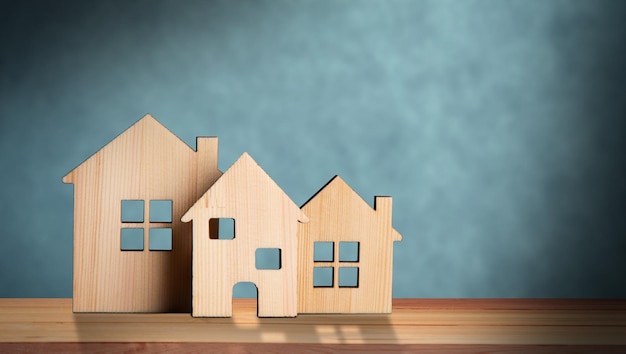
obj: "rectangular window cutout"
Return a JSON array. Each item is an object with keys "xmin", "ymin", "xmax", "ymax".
[
  {"xmin": 121, "ymin": 200, "xmax": 144, "ymax": 223},
  {"xmin": 313, "ymin": 267, "xmax": 334, "ymax": 287},
  {"xmin": 121, "ymin": 228, "xmax": 144, "ymax": 251},
  {"xmin": 339, "ymin": 241, "xmax": 360, "ymax": 262},
  {"xmin": 339, "ymin": 267, "xmax": 359, "ymax": 287},
  {"xmin": 209, "ymin": 218, "xmax": 235, "ymax": 239},
  {"xmin": 150, "ymin": 200, "xmax": 172, "ymax": 223},
  {"xmin": 255, "ymin": 248, "xmax": 281, "ymax": 270},
  {"xmin": 149, "ymin": 228, "xmax": 172, "ymax": 251},
  {"xmin": 313, "ymin": 241, "xmax": 334, "ymax": 262}
]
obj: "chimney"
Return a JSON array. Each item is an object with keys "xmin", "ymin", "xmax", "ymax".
[
  {"xmin": 375, "ymin": 196, "xmax": 393, "ymax": 225},
  {"xmin": 196, "ymin": 137, "xmax": 220, "ymax": 195}
]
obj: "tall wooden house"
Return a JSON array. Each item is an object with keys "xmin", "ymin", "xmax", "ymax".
[{"xmin": 63, "ymin": 114, "xmax": 221, "ymax": 312}]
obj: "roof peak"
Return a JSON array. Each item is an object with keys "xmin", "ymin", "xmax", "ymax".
[
  {"xmin": 182, "ymin": 152, "xmax": 308, "ymax": 223},
  {"xmin": 62, "ymin": 113, "xmax": 193, "ymax": 183},
  {"xmin": 300, "ymin": 175, "xmax": 352, "ymax": 208}
]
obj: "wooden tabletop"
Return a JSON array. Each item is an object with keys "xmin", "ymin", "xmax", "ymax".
[{"xmin": 1, "ymin": 298, "xmax": 625, "ymax": 353}]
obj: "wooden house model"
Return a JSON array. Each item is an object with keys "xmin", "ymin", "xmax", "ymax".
[
  {"xmin": 297, "ymin": 176, "xmax": 402, "ymax": 314},
  {"xmin": 182, "ymin": 153, "xmax": 307, "ymax": 317},
  {"xmin": 64, "ymin": 114, "xmax": 402, "ymax": 317},
  {"xmin": 63, "ymin": 115, "xmax": 221, "ymax": 313}
]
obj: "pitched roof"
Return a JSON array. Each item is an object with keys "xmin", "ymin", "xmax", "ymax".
[
  {"xmin": 301, "ymin": 175, "xmax": 372, "ymax": 210},
  {"xmin": 62, "ymin": 114, "xmax": 195, "ymax": 184},
  {"xmin": 182, "ymin": 152, "xmax": 308, "ymax": 223},
  {"xmin": 302, "ymin": 175, "xmax": 402, "ymax": 241}
]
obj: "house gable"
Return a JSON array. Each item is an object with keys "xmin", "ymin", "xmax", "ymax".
[
  {"xmin": 301, "ymin": 175, "xmax": 401, "ymax": 240},
  {"xmin": 182, "ymin": 152, "xmax": 307, "ymax": 224},
  {"xmin": 63, "ymin": 114, "xmax": 198, "ymax": 184}
]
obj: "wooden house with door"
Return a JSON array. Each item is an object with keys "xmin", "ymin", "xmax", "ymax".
[{"xmin": 182, "ymin": 153, "xmax": 308, "ymax": 317}]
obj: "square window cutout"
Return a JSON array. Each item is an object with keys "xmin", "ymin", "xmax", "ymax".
[
  {"xmin": 121, "ymin": 228, "xmax": 143, "ymax": 251},
  {"xmin": 150, "ymin": 200, "xmax": 172, "ymax": 222},
  {"xmin": 339, "ymin": 267, "xmax": 359, "ymax": 287},
  {"xmin": 209, "ymin": 218, "xmax": 235, "ymax": 239},
  {"xmin": 121, "ymin": 200, "xmax": 144, "ymax": 223},
  {"xmin": 150, "ymin": 228, "xmax": 172, "ymax": 251},
  {"xmin": 339, "ymin": 242, "xmax": 359, "ymax": 262},
  {"xmin": 313, "ymin": 267, "xmax": 334, "ymax": 287},
  {"xmin": 255, "ymin": 248, "xmax": 281, "ymax": 270},
  {"xmin": 314, "ymin": 241, "xmax": 334, "ymax": 262}
]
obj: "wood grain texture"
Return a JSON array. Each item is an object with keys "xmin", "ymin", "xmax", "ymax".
[
  {"xmin": 1, "ymin": 299, "xmax": 625, "ymax": 347},
  {"xmin": 182, "ymin": 153, "xmax": 308, "ymax": 317},
  {"xmin": 1, "ymin": 343, "xmax": 625, "ymax": 354},
  {"xmin": 298, "ymin": 176, "xmax": 402, "ymax": 314},
  {"xmin": 62, "ymin": 114, "xmax": 222, "ymax": 313}
]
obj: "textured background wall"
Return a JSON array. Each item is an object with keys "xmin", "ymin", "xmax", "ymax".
[{"xmin": 1, "ymin": 0, "xmax": 625, "ymax": 298}]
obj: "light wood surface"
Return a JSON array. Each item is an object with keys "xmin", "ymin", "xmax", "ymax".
[
  {"xmin": 182, "ymin": 153, "xmax": 308, "ymax": 317},
  {"xmin": 298, "ymin": 176, "xmax": 402, "ymax": 314},
  {"xmin": 63, "ymin": 114, "xmax": 222, "ymax": 313},
  {"xmin": 1, "ymin": 298, "xmax": 625, "ymax": 348}
]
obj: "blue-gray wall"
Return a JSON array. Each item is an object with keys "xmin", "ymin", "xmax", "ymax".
[{"xmin": 1, "ymin": 0, "xmax": 625, "ymax": 298}]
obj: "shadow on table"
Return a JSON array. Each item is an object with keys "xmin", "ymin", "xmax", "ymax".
[{"xmin": 71, "ymin": 297, "xmax": 398, "ymax": 351}]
